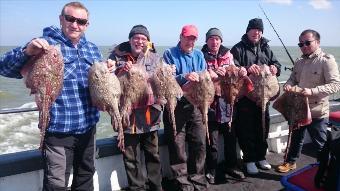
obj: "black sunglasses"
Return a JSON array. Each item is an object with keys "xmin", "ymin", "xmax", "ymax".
[
  {"xmin": 298, "ymin": 40, "xmax": 315, "ymax": 48},
  {"xmin": 63, "ymin": 14, "xmax": 88, "ymax": 26}
]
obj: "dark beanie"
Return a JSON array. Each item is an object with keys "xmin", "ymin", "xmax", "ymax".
[
  {"xmin": 246, "ymin": 18, "xmax": 264, "ymax": 33},
  {"xmin": 206, "ymin": 28, "xmax": 223, "ymax": 42},
  {"xmin": 128, "ymin": 25, "xmax": 150, "ymax": 40}
]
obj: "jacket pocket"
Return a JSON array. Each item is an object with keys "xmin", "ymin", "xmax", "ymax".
[
  {"xmin": 309, "ymin": 99, "xmax": 328, "ymax": 118},
  {"xmin": 63, "ymin": 56, "xmax": 77, "ymax": 80}
]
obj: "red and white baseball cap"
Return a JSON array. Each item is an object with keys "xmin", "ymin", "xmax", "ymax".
[{"xmin": 181, "ymin": 25, "xmax": 198, "ymax": 38}]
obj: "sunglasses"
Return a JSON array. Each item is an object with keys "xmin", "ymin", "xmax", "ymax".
[
  {"xmin": 298, "ymin": 40, "xmax": 315, "ymax": 48},
  {"xmin": 63, "ymin": 14, "xmax": 88, "ymax": 26}
]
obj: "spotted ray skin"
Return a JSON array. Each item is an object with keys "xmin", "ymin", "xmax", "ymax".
[
  {"xmin": 150, "ymin": 60, "xmax": 183, "ymax": 137},
  {"xmin": 182, "ymin": 71, "xmax": 215, "ymax": 144},
  {"xmin": 88, "ymin": 62, "xmax": 124, "ymax": 151},
  {"xmin": 20, "ymin": 45, "xmax": 64, "ymax": 150},
  {"xmin": 246, "ymin": 65, "xmax": 280, "ymax": 139},
  {"xmin": 220, "ymin": 65, "xmax": 253, "ymax": 128},
  {"xmin": 273, "ymin": 86, "xmax": 312, "ymax": 159}
]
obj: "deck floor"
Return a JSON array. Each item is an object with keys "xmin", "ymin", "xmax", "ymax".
[{"xmin": 161, "ymin": 143, "xmax": 317, "ymax": 191}]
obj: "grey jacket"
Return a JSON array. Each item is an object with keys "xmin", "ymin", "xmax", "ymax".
[{"xmin": 285, "ymin": 48, "xmax": 340, "ymax": 118}]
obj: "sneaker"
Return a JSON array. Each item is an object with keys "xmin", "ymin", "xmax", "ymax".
[
  {"xmin": 276, "ymin": 162, "xmax": 297, "ymax": 173},
  {"xmin": 206, "ymin": 173, "xmax": 215, "ymax": 184},
  {"xmin": 225, "ymin": 168, "xmax": 246, "ymax": 179},
  {"xmin": 257, "ymin": 160, "xmax": 271, "ymax": 170},
  {"xmin": 246, "ymin": 162, "xmax": 259, "ymax": 175}
]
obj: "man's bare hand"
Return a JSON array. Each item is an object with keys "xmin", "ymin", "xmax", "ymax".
[
  {"xmin": 269, "ymin": 65, "xmax": 278, "ymax": 75},
  {"xmin": 283, "ymin": 84, "xmax": 292, "ymax": 92},
  {"xmin": 301, "ymin": 88, "xmax": 312, "ymax": 96},
  {"xmin": 239, "ymin": 66, "xmax": 247, "ymax": 76},
  {"xmin": 185, "ymin": 72, "xmax": 199, "ymax": 82},
  {"xmin": 25, "ymin": 38, "xmax": 49, "ymax": 56},
  {"xmin": 106, "ymin": 59, "xmax": 116, "ymax": 73},
  {"xmin": 215, "ymin": 67, "xmax": 226, "ymax": 76},
  {"xmin": 247, "ymin": 64, "xmax": 261, "ymax": 75}
]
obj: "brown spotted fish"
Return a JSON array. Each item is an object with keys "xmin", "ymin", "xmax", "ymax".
[
  {"xmin": 182, "ymin": 71, "xmax": 215, "ymax": 144},
  {"xmin": 246, "ymin": 65, "xmax": 280, "ymax": 139},
  {"xmin": 220, "ymin": 65, "xmax": 253, "ymax": 127},
  {"xmin": 117, "ymin": 61, "xmax": 149, "ymax": 129},
  {"xmin": 273, "ymin": 86, "xmax": 312, "ymax": 159},
  {"xmin": 88, "ymin": 62, "xmax": 124, "ymax": 151},
  {"xmin": 20, "ymin": 45, "xmax": 64, "ymax": 149},
  {"xmin": 150, "ymin": 60, "xmax": 183, "ymax": 137}
]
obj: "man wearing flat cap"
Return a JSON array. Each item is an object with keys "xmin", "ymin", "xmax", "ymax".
[
  {"xmin": 163, "ymin": 24, "xmax": 208, "ymax": 190},
  {"xmin": 108, "ymin": 24, "xmax": 163, "ymax": 191},
  {"xmin": 230, "ymin": 18, "xmax": 281, "ymax": 175}
]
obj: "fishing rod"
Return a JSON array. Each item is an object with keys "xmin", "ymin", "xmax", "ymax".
[{"xmin": 259, "ymin": 4, "xmax": 295, "ymax": 70}]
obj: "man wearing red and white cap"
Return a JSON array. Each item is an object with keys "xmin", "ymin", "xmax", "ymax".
[{"xmin": 163, "ymin": 25, "xmax": 208, "ymax": 190}]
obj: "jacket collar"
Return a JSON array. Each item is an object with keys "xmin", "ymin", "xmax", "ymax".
[
  {"xmin": 241, "ymin": 34, "xmax": 269, "ymax": 49},
  {"xmin": 43, "ymin": 25, "xmax": 87, "ymax": 47},
  {"xmin": 201, "ymin": 44, "xmax": 230, "ymax": 60},
  {"xmin": 301, "ymin": 48, "xmax": 322, "ymax": 59}
]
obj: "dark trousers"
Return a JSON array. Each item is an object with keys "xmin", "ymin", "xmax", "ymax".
[
  {"xmin": 123, "ymin": 131, "xmax": 162, "ymax": 191},
  {"xmin": 43, "ymin": 127, "xmax": 96, "ymax": 191},
  {"xmin": 234, "ymin": 97, "xmax": 270, "ymax": 163},
  {"xmin": 286, "ymin": 118, "xmax": 328, "ymax": 163},
  {"xmin": 164, "ymin": 98, "xmax": 208, "ymax": 191},
  {"xmin": 206, "ymin": 121, "xmax": 238, "ymax": 176}
]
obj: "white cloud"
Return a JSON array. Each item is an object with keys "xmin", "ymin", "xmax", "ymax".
[
  {"xmin": 308, "ymin": 0, "xmax": 332, "ymax": 10},
  {"xmin": 263, "ymin": 0, "xmax": 292, "ymax": 5}
]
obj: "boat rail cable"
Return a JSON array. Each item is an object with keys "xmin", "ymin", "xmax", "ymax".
[
  {"xmin": 0, "ymin": 107, "xmax": 38, "ymax": 115},
  {"xmin": 259, "ymin": 4, "xmax": 294, "ymax": 71}
]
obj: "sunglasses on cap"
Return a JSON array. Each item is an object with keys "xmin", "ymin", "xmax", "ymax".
[
  {"xmin": 63, "ymin": 14, "xmax": 88, "ymax": 26},
  {"xmin": 298, "ymin": 40, "xmax": 316, "ymax": 48}
]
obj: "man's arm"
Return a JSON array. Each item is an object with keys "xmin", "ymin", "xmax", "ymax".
[
  {"xmin": 162, "ymin": 49, "xmax": 187, "ymax": 86},
  {"xmin": 0, "ymin": 47, "xmax": 30, "ymax": 78},
  {"xmin": 311, "ymin": 56, "xmax": 340, "ymax": 95}
]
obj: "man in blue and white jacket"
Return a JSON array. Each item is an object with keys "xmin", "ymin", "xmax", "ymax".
[{"xmin": 0, "ymin": 2, "xmax": 109, "ymax": 191}]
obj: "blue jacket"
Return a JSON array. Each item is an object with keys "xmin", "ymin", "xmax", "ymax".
[
  {"xmin": 0, "ymin": 26, "xmax": 103, "ymax": 134},
  {"xmin": 162, "ymin": 43, "xmax": 207, "ymax": 86}
]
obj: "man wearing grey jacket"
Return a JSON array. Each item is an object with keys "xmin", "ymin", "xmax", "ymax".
[{"xmin": 277, "ymin": 29, "xmax": 340, "ymax": 173}]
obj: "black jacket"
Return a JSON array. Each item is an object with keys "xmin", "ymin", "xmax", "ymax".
[{"xmin": 230, "ymin": 34, "xmax": 281, "ymax": 76}]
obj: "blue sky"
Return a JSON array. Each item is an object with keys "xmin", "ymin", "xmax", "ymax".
[{"xmin": 0, "ymin": 0, "xmax": 339, "ymax": 47}]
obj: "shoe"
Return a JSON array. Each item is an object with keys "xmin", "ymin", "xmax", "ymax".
[
  {"xmin": 225, "ymin": 168, "xmax": 246, "ymax": 179},
  {"xmin": 276, "ymin": 162, "xmax": 297, "ymax": 173},
  {"xmin": 257, "ymin": 160, "xmax": 271, "ymax": 170},
  {"xmin": 246, "ymin": 162, "xmax": 259, "ymax": 174},
  {"xmin": 206, "ymin": 173, "xmax": 215, "ymax": 184}
]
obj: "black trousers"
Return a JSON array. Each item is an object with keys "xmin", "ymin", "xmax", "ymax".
[
  {"xmin": 123, "ymin": 131, "xmax": 162, "ymax": 191},
  {"xmin": 43, "ymin": 127, "xmax": 96, "ymax": 191},
  {"xmin": 206, "ymin": 121, "xmax": 238, "ymax": 176},
  {"xmin": 234, "ymin": 97, "xmax": 270, "ymax": 163},
  {"xmin": 164, "ymin": 98, "xmax": 208, "ymax": 191}
]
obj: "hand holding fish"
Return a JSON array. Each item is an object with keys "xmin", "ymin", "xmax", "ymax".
[
  {"xmin": 171, "ymin": 64, "xmax": 176, "ymax": 75},
  {"xmin": 215, "ymin": 66, "xmax": 226, "ymax": 76},
  {"xmin": 185, "ymin": 72, "xmax": 200, "ymax": 82},
  {"xmin": 24, "ymin": 38, "xmax": 49, "ymax": 56},
  {"xmin": 247, "ymin": 64, "xmax": 261, "ymax": 75},
  {"xmin": 122, "ymin": 61, "xmax": 133, "ymax": 72},
  {"xmin": 106, "ymin": 59, "xmax": 116, "ymax": 73},
  {"xmin": 269, "ymin": 65, "xmax": 278, "ymax": 75},
  {"xmin": 239, "ymin": 66, "xmax": 247, "ymax": 76},
  {"xmin": 208, "ymin": 69, "xmax": 219, "ymax": 81},
  {"xmin": 283, "ymin": 84, "xmax": 293, "ymax": 92},
  {"xmin": 301, "ymin": 88, "xmax": 312, "ymax": 96}
]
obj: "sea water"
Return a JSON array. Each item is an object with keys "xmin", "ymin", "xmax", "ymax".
[{"xmin": 0, "ymin": 46, "xmax": 339, "ymax": 154}]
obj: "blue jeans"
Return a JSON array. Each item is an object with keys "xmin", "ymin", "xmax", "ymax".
[{"xmin": 286, "ymin": 118, "xmax": 328, "ymax": 163}]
